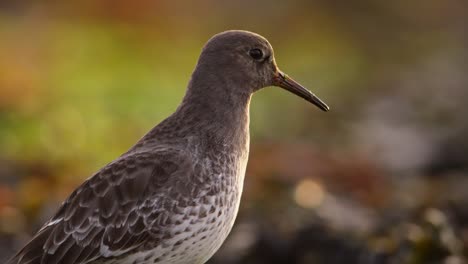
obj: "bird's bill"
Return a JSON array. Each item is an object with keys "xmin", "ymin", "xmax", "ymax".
[{"xmin": 273, "ymin": 70, "xmax": 329, "ymax": 111}]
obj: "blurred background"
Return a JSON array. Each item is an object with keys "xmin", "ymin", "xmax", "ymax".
[{"xmin": 1, "ymin": 0, "xmax": 467, "ymax": 263}]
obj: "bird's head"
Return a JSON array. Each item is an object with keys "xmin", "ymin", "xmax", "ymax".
[{"xmin": 196, "ymin": 30, "xmax": 329, "ymax": 111}]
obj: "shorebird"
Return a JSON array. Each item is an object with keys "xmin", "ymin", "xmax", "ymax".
[{"xmin": 8, "ymin": 30, "xmax": 329, "ymax": 264}]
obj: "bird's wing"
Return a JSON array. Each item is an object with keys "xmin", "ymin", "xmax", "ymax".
[{"xmin": 8, "ymin": 150, "xmax": 195, "ymax": 264}]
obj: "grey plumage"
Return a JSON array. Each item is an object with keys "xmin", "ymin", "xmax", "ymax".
[{"xmin": 8, "ymin": 30, "xmax": 328, "ymax": 264}]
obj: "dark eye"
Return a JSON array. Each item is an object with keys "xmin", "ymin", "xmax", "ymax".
[{"xmin": 249, "ymin": 48, "xmax": 263, "ymax": 60}]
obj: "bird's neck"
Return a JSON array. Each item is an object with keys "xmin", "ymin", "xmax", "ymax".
[
  {"xmin": 176, "ymin": 72, "xmax": 252, "ymax": 148},
  {"xmin": 139, "ymin": 71, "xmax": 252, "ymax": 153}
]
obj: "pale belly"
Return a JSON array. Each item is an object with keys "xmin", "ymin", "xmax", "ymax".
[
  {"xmin": 100, "ymin": 174, "xmax": 246, "ymax": 264},
  {"xmin": 98, "ymin": 197, "xmax": 241, "ymax": 264},
  {"xmin": 97, "ymin": 148, "xmax": 249, "ymax": 264}
]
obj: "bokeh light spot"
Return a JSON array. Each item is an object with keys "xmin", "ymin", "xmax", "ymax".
[{"xmin": 293, "ymin": 179, "xmax": 325, "ymax": 209}]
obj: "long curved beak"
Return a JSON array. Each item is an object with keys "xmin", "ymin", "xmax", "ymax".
[{"xmin": 273, "ymin": 70, "xmax": 329, "ymax": 112}]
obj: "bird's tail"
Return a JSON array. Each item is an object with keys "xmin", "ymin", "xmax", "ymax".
[{"xmin": 6, "ymin": 227, "xmax": 52, "ymax": 264}]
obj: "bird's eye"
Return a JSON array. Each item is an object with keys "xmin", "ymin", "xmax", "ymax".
[{"xmin": 249, "ymin": 48, "xmax": 263, "ymax": 60}]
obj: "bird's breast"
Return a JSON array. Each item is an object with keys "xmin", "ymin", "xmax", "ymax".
[
  {"xmin": 178, "ymin": 144, "xmax": 249, "ymax": 263},
  {"xmin": 104, "ymin": 142, "xmax": 250, "ymax": 264}
]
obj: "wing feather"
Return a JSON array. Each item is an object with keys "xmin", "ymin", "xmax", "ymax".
[{"xmin": 7, "ymin": 150, "xmax": 189, "ymax": 264}]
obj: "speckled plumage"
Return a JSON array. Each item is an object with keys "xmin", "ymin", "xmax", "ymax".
[{"xmin": 8, "ymin": 30, "xmax": 328, "ymax": 264}]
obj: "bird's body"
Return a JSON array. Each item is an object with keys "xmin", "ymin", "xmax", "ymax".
[{"xmin": 8, "ymin": 30, "xmax": 328, "ymax": 264}]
